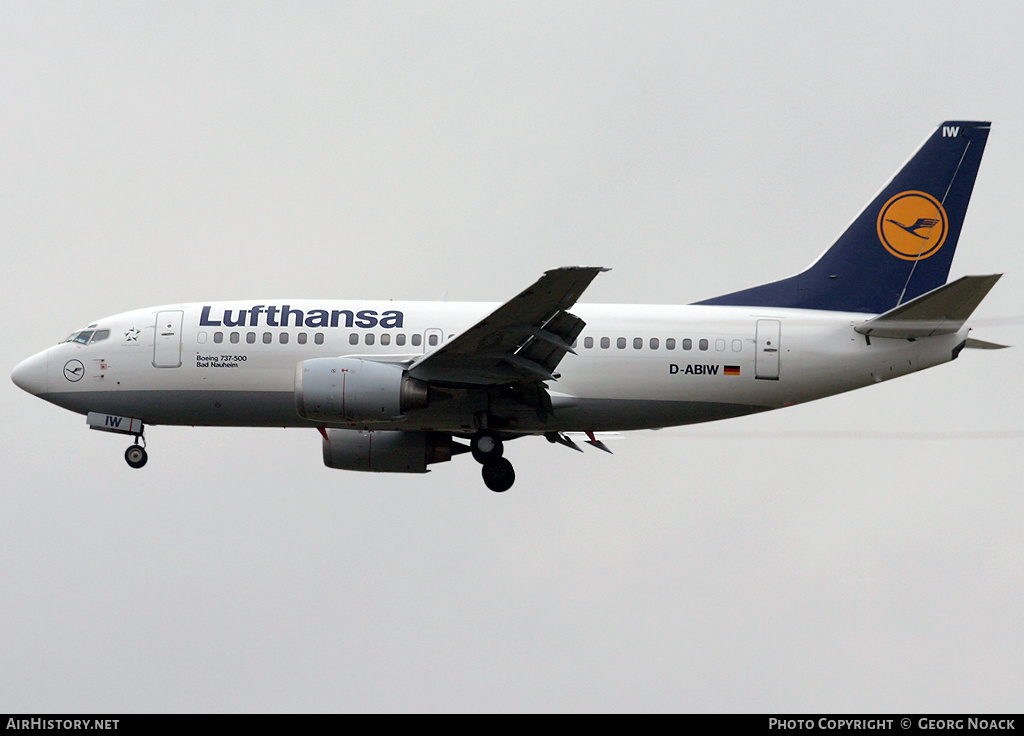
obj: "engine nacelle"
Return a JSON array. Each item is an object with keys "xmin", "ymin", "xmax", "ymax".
[
  {"xmin": 322, "ymin": 429, "xmax": 452, "ymax": 473},
  {"xmin": 295, "ymin": 357, "xmax": 428, "ymax": 422}
]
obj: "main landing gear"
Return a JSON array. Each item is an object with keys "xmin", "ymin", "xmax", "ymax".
[{"xmin": 471, "ymin": 430, "xmax": 515, "ymax": 492}]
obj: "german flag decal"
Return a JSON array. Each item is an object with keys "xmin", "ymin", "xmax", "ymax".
[{"xmin": 724, "ymin": 365, "xmax": 741, "ymax": 376}]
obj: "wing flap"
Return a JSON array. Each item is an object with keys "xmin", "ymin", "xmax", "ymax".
[{"xmin": 855, "ymin": 274, "xmax": 1002, "ymax": 339}]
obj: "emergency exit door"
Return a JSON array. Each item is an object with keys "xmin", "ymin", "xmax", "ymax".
[{"xmin": 423, "ymin": 328, "xmax": 444, "ymax": 352}]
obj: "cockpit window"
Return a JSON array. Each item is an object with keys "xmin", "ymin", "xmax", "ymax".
[{"xmin": 63, "ymin": 329, "xmax": 109, "ymax": 345}]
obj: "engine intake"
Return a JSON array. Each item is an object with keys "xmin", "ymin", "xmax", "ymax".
[
  {"xmin": 322, "ymin": 429, "xmax": 452, "ymax": 473},
  {"xmin": 295, "ymin": 357, "xmax": 428, "ymax": 422}
]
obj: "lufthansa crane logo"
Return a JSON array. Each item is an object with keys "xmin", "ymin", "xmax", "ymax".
[
  {"xmin": 63, "ymin": 359, "xmax": 85, "ymax": 382},
  {"xmin": 877, "ymin": 190, "xmax": 948, "ymax": 261}
]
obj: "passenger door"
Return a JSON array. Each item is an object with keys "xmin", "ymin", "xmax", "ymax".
[
  {"xmin": 755, "ymin": 319, "xmax": 781, "ymax": 380},
  {"xmin": 153, "ymin": 310, "xmax": 184, "ymax": 368}
]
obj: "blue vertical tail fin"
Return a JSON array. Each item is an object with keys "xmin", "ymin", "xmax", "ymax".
[{"xmin": 696, "ymin": 121, "xmax": 990, "ymax": 314}]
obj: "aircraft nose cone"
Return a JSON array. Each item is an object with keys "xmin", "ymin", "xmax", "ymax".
[{"xmin": 12, "ymin": 350, "xmax": 48, "ymax": 396}]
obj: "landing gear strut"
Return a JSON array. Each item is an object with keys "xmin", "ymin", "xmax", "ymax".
[{"xmin": 470, "ymin": 430, "xmax": 515, "ymax": 492}]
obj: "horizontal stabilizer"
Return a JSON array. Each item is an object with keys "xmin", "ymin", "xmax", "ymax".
[
  {"xmin": 964, "ymin": 337, "xmax": 1010, "ymax": 350},
  {"xmin": 855, "ymin": 274, "xmax": 1001, "ymax": 339}
]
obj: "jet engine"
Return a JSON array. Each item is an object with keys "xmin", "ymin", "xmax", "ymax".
[
  {"xmin": 321, "ymin": 429, "xmax": 452, "ymax": 473},
  {"xmin": 295, "ymin": 357, "xmax": 428, "ymax": 422}
]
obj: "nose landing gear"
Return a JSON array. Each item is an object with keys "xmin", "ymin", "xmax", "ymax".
[
  {"xmin": 86, "ymin": 412, "xmax": 149, "ymax": 470},
  {"xmin": 124, "ymin": 440, "xmax": 148, "ymax": 469}
]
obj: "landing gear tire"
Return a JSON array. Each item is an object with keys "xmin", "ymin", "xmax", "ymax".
[
  {"xmin": 482, "ymin": 457, "xmax": 515, "ymax": 493},
  {"xmin": 125, "ymin": 444, "xmax": 148, "ymax": 469},
  {"xmin": 471, "ymin": 430, "xmax": 503, "ymax": 464}
]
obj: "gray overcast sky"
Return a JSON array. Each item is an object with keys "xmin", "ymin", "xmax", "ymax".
[{"xmin": 2, "ymin": 1, "xmax": 1022, "ymax": 712}]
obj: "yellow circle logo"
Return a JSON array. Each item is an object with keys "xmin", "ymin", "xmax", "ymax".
[{"xmin": 877, "ymin": 190, "xmax": 948, "ymax": 261}]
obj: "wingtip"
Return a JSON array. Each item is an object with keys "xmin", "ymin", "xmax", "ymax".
[{"xmin": 547, "ymin": 265, "xmax": 611, "ymax": 274}]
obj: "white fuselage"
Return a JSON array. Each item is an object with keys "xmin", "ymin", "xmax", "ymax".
[{"xmin": 15, "ymin": 299, "xmax": 966, "ymax": 435}]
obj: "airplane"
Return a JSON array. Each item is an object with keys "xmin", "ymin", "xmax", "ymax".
[{"xmin": 11, "ymin": 120, "xmax": 1005, "ymax": 492}]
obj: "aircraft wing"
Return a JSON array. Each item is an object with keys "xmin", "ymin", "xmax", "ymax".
[{"xmin": 408, "ymin": 266, "xmax": 607, "ymax": 386}]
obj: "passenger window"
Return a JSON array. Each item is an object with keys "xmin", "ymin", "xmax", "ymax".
[
  {"xmin": 230, "ymin": 332, "xmax": 240, "ymax": 344},
  {"xmin": 584, "ymin": 336, "xmax": 594, "ymax": 349},
  {"xmin": 617, "ymin": 337, "xmax": 626, "ymax": 349},
  {"xmin": 396, "ymin": 334, "xmax": 406, "ymax": 346},
  {"xmin": 699, "ymin": 338, "xmax": 709, "ymax": 351},
  {"xmin": 214, "ymin": 332, "xmax": 224, "ymax": 344},
  {"xmin": 682, "ymin": 338, "xmax": 692, "ymax": 350},
  {"xmin": 732, "ymin": 339, "xmax": 742, "ymax": 352},
  {"xmin": 380, "ymin": 334, "xmax": 391, "ymax": 346},
  {"xmin": 600, "ymin": 337, "xmax": 610, "ymax": 349},
  {"xmin": 197, "ymin": 332, "xmax": 208, "ymax": 344},
  {"xmin": 412, "ymin": 334, "xmax": 422, "ymax": 347},
  {"xmin": 633, "ymin": 337, "xmax": 643, "ymax": 349},
  {"xmin": 280, "ymin": 332, "xmax": 289, "ymax": 344},
  {"xmin": 246, "ymin": 332, "xmax": 256, "ymax": 344},
  {"xmin": 365, "ymin": 334, "xmax": 375, "ymax": 346},
  {"xmin": 649, "ymin": 338, "xmax": 659, "ymax": 350},
  {"xmin": 665, "ymin": 338, "xmax": 675, "ymax": 350},
  {"xmin": 349, "ymin": 333, "xmax": 359, "ymax": 345},
  {"xmin": 262, "ymin": 332, "xmax": 272, "ymax": 344},
  {"xmin": 297, "ymin": 333, "xmax": 307, "ymax": 345},
  {"xmin": 428, "ymin": 334, "xmax": 438, "ymax": 347},
  {"xmin": 715, "ymin": 339, "xmax": 725, "ymax": 351},
  {"xmin": 314, "ymin": 333, "xmax": 324, "ymax": 345}
]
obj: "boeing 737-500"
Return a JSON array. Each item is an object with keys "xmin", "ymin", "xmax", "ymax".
[{"xmin": 11, "ymin": 121, "xmax": 1004, "ymax": 492}]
